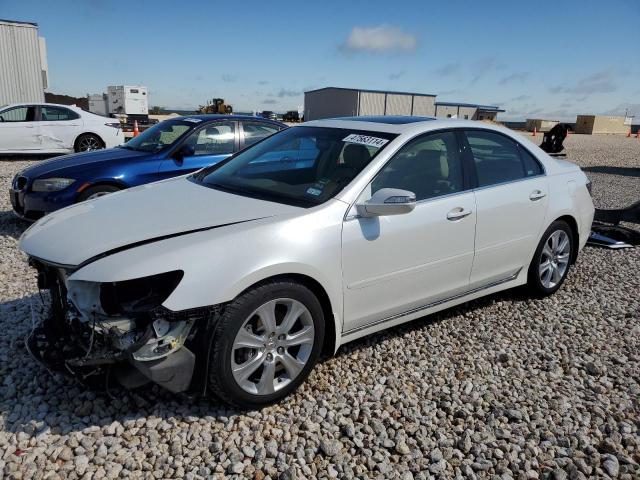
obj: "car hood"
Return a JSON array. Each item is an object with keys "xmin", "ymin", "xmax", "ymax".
[
  {"xmin": 21, "ymin": 147, "xmax": 150, "ymax": 178},
  {"xmin": 20, "ymin": 176, "xmax": 302, "ymax": 267}
]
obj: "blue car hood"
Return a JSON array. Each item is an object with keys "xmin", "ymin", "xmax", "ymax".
[{"xmin": 21, "ymin": 147, "xmax": 151, "ymax": 178}]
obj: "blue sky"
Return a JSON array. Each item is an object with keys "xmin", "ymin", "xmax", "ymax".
[{"xmin": 2, "ymin": 0, "xmax": 639, "ymax": 120}]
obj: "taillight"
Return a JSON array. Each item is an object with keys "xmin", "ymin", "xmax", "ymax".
[
  {"xmin": 105, "ymin": 122, "xmax": 121, "ymax": 129},
  {"xmin": 586, "ymin": 180, "xmax": 592, "ymax": 196}
]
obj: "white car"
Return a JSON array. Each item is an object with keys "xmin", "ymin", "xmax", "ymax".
[
  {"xmin": 0, "ymin": 103, "xmax": 122, "ymax": 154},
  {"xmin": 20, "ymin": 116, "xmax": 594, "ymax": 408}
]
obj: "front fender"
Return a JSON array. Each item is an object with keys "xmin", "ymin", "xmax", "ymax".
[{"xmin": 68, "ymin": 201, "xmax": 347, "ymax": 343}]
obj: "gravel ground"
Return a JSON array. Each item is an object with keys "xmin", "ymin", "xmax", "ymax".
[{"xmin": 0, "ymin": 135, "xmax": 639, "ymax": 479}]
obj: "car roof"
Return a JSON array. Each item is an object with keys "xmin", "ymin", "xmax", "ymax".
[
  {"xmin": 301, "ymin": 116, "xmax": 510, "ymax": 135},
  {"xmin": 2, "ymin": 102, "xmax": 83, "ymax": 110}
]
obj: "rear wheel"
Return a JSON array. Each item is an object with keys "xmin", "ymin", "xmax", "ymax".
[
  {"xmin": 75, "ymin": 134, "xmax": 104, "ymax": 152},
  {"xmin": 527, "ymin": 220, "xmax": 573, "ymax": 296},
  {"xmin": 208, "ymin": 280, "xmax": 324, "ymax": 408},
  {"xmin": 77, "ymin": 184, "xmax": 120, "ymax": 202}
]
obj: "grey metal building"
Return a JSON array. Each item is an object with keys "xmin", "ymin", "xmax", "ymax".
[
  {"xmin": 304, "ymin": 87, "xmax": 436, "ymax": 121},
  {"xmin": 0, "ymin": 19, "xmax": 48, "ymax": 105},
  {"xmin": 434, "ymin": 102, "xmax": 504, "ymax": 121}
]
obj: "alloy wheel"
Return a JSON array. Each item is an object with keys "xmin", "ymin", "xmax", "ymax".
[
  {"xmin": 539, "ymin": 230, "xmax": 571, "ymax": 288},
  {"xmin": 231, "ymin": 298, "xmax": 315, "ymax": 395},
  {"xmin": 78, "ymin": 136, "xmax": 101, "ymax": 151}
]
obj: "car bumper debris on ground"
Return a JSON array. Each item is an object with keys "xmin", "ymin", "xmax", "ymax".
[{"xmin": 1, "ymin": 133, "xmax": 639, "ymax": 479}]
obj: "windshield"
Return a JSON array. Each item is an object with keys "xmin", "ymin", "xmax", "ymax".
[
  {"xmin": 191, "ymin": 126, "xmax": 397, "ymax": 206},
  {"xmin": 121, "ymin": 119, "xmax": 197, "ymax": 152}
]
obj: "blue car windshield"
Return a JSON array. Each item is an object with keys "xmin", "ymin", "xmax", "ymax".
[
  {"xmin": 121, "ymin": 119, "xmax": 196, "ymax": 152},
  {"xmin": 191, "ymin": 126, "xmax": 398, "ymax": 207}
]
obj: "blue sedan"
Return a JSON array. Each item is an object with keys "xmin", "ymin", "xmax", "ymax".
[{"xmin": 10, "ymin": 115, "xmax": 286, "ymax": 220}]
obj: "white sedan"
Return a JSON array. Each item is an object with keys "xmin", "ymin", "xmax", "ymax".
[
  {"xmin": 0, "ymin": 102, "xmax": 122, "ymax": 154},
  {"xmin": 20, "ymin": 116, "xmax": 594, "ymax": 408}
]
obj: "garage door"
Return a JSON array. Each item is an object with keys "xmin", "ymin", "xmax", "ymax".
[
  {"xmin": 385, "ymin": 94, "xmax": 412, "ymax": 115},
  {"xmin": 412, "ymin": 96, "xmax": 436, "ymax": 116},
  {"xmin": 358, "ymin": 92, "xmax": 385, "ymax": 116}
]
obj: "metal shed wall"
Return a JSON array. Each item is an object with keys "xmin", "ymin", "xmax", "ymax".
[
  {"xmin": 575, "ymin": 115, "xmax": 627, "ymax": 134},
  {"xmin": 0, "ymin": 20, "xmax": 46, "ymax": 105},
  {"xmin": 458, "ymin": 106, "xmax": 476, "ymax": 120},
  {"xmin": 385, "ymin": 94, "xmax": 412, "ymax": 115},
  {"xmin": 304, "ymin": 88, "xmax": 359, "ymax": 121},
  {"xmin": 435, "ymin": 104, "xmax": 459, "ymax": 118},
  {"xmin": 358, "ymin": 91, "xmax": 386, "ymax": 115},
  {"xmin": 412, "ymin": 95, "xmax": 436, "ymax": 116}
]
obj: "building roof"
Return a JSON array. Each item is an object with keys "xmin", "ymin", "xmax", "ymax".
[
  {"xmin": 0, "ymin": 19, "xmax": 38, "ymax": 27},
  {"xmin": 305, "ymin": 86, "xmax": 437, "ymax": 98},
  {"xmin": 436, "ymin": 101, "xmax": 505, "ymax": 112},
  {"xmin": 332, "ymin": 115, "xmax": 436, "ymax": 125}
]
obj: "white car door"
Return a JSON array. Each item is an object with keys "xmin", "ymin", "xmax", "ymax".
[
  {"xmin": 464, "ymin": 129, "xmax": 549, "ymax": 287},
  {"xmin": 36, "ymin": 105, "xmax": 82, "ymax": 150},
  {"xmin": 341, "ymin": 131, "xmax": 476, "ymax": 334},
  {"xmin": 0, "ymin": 105, "xmax": 39, "ymax": 151}
]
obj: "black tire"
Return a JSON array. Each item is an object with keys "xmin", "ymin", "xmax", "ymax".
[
  {"xmin": 75, "ymin": 133, "xmax": 104, "ymax": 152},
  {"xmin": 208, "ymin": 280, "xmax": 325, "ymax": 409},
  {"xmin": 527, "ymin": 220, "xmax": 574, "ymax": 296},
  {"xmin": 77, "ymin": 184, "xmax": 120, "ymax": 202}
]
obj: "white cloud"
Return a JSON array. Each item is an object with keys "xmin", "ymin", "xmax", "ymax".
[{"xmin": 341, "ymin": 25, "xmax": 417, "ymax": 54}]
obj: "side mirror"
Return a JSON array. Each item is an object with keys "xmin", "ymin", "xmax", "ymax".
[
  {"xmin": 356, "ymin": 188, "xmax": 416, "ymax": 217},
  {"xmin": 174, "ymin": 145, "xmax": 195, "ymax": 161}
]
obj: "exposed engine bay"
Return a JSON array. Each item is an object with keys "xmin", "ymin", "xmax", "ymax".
[{"xmin": 25, "ymin": 259, "xmax": 218, "ymax": 394}]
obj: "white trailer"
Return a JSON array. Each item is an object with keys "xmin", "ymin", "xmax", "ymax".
[
  {"xmin": 87, "ymin": 93, "xmax": 108, "ymax": 116},
  {"xmin": 107, "ymin": 85, "xmax": 149, "ymax": 116}
]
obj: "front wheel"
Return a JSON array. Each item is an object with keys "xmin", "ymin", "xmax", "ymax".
[
  {"xmin": 208, "ymin": 280, "xmax": 324, "ymax": 408},
  {"xmin": 527, "ymin": 220, "xmax": 574, "ymax": 296},
  {"xmin": 77, "ymin": 184, "xmax": 120, "ymax": 202}
]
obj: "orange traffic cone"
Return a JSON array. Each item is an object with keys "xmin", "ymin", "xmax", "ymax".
[
  {"xmin": 133, "ymin": 120, "xmax": 139, "ymax": 138},
  {"xmin": 532, "ymin": 127, "xmax": 537, "ymax": 137}
]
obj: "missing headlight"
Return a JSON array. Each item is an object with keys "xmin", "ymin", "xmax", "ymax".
[{"xmin": 100, "ymin": 270, "xmax": 183, "ymax": 315}]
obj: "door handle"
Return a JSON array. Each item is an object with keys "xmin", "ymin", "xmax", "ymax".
[
  {"xmin": 529, "ymin": 190, "xmax": 546, "ymax": 201},
  {"xmin": 447, "ymin": 207, "xmax": 472, "ymax": 221}
]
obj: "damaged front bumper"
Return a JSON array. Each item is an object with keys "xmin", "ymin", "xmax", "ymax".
[{"xmin": 26, "ymin": 259, "xmax": 215, "ymax": 393}]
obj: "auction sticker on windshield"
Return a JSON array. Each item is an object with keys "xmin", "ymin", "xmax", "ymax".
[{"xmin": 343, "ymin": 134, "xmax": 389, "ymax": 148}]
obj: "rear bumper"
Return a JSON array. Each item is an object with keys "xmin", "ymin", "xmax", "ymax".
[{"xmin": 102, "ymin": 128, "xmax": 123, "ymax": 149}]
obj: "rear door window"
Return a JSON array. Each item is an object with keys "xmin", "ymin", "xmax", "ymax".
[
  {"xmin": 242, "ymin": 122, "xmax": 281, "ymax": 148},
  {"xmin": 465, "ymin": 130, "xmax": 542, "ymax": 187},
  {"xmin": 41, "ymin": 106, "xmax": 79, "ymax": 121}
]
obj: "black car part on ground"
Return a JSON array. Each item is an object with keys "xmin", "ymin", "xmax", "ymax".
[
  {"xmin": 25, "ymin": 258, "xmax": 223, "ymax": 394},
  {"xmin": 539, "ymin": 123, "xmax": 570, "ymax": 156},
  {"xmin": 588, "ymin": 200, "xmax": 640, "ymax": 249}
]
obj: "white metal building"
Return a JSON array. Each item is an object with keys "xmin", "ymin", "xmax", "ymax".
[
  {"xmin": 0, "ymin": 19, "xmax": 48, "ymax": 105},
  {"xmin": 434, "ymin": 102, "xmax": 504, "ymax": 121},
  {"xmin": 304, "ymin": 87, "xmax": 437, "ymax": 121}
]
